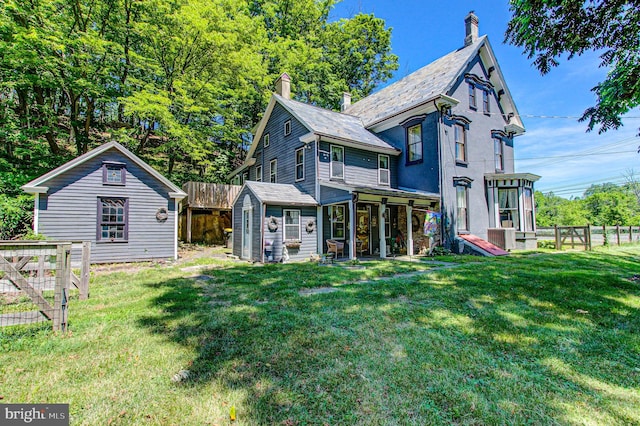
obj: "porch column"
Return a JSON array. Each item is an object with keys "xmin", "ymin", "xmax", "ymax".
[
  {"xmin": 379, "ymin": 198, "xmax": 387, "ymax": 258},
  {"xmin": 349, "ymin": 197, "xmax": 356, "ymax": 259},
  {"xmin": 406, "ymin": 201, "xmax": 414, "ymax": 257},
  {"xmin": 517, "ymin": 186, "xmax": 525, "ymax": 232},
  {"xmin": 317, "ymin": 206, "xmax": 323, "ymax": 254}
]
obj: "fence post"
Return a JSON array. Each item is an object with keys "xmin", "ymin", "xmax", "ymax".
[
  {"xmin": 554, "ymin": 225, "xmax": 561, "ymax": 250},
  {"xmin": 53, "ymin": 243, "xmax": 71, "ymax": 332},
  {"xmin": 616, "ymin": 225, "xmax": 621, "ymax": 246},
  {"xmin": 602, "ymin": 225, "xmax": 607, "ymax": 246},
  {"xmin": 80, "ymin": 241, "xmax": 91, "ymax": 300},
  {"xmin": 629, "ymin": 226, "xmax": 633, "ymax": 243},
  {"xmin": 587, "ymin": 224, "xmax": 592, "ymax": 250}
]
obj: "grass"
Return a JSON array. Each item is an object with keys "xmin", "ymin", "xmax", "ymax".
[{"xmin": 1, "ymin": 246, "xmax": 639, "ymax": 425}]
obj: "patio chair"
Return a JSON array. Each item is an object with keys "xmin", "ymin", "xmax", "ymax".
[{"xmin": 326, "ymin": 239, "xmax": 344, "ymax": 258}]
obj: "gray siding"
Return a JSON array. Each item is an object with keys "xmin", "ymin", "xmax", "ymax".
[
  {"xmin": 248, "ymin": 103, "xmax": 316, "ymax": 196},
  {"xmin": 37, "ymin": 148, "xmax": 177, "ymax": 263},
  {"xmin": 264, "ymin": 205, "xmax": 317, "ymax": 262},
  {"xmin": 318, "ymin": 141, "xmax": 398, "ymax": 188},
  {"xmin": 319, "ymin": 186, "xmax": 351, "ymax": 205}
]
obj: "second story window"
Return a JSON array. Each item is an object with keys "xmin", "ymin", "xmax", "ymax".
[
  {"xmin": 103, "ymin": 162, "xmax": 126, "ymax": 185},
  {"xmin": 407, "ymin": 124, "xmax": 423, "ymax": 164},
  {"xmin": 330, "ymin": 145, "xmax": 344, "ymax": 179},
  {"xmin": 494, "ymin": 137, "xmax": 504, "ymax": 172},
  {"xmin": 295, "ymin": 147, "xmax": 304, "ymax": 181},
  {"xmin": 255, "ymin": 165, "xmax": 262, "ymax": 182},
  {"xmin": 483, "ymin": 90, "xmax": 490, "ymax": 114},
  {"xmin": 270, "ymin": 159, "xmax": 277, "ymax": 183},
  {"xmin": 469, "ymin": 83, "xmax": 476, "ymax": 109},
  {"xmin": 284, "ymin": 120, "xmax": 291, "ymax": 136},
  {"xmin": 263, "ymin": 133, "xmax": 270, "ymax": 147},
  {"xmin": 378, "ymin": 154, "xmax": 390, "ymax": 185},
  {"xmin": 454, "ymin": 123, "xmax": 467, "ymax": 164}
]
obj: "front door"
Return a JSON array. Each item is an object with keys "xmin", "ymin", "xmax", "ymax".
[
  {"xmin": 356, "ymin": 205, "xmax": 371, "ymax": 255},
  {"xmin": 242, "ymin": 209, "xmax": 251, "ymax": 259}
]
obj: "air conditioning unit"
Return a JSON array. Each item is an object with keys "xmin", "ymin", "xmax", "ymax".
[{"xmin": 488, "ymin": 228, "xmax": 516, "ymax": 250}]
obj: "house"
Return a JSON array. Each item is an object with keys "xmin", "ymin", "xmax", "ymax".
[
  {"xmin": 231, "ymin": 12, "xmax": 539, "ymax": 262},
  {"xmin": 22, "ymin": 141, "xmax": 187, "ymax": 263}
]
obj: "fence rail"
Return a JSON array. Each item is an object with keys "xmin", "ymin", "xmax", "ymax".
[
  {"xmin": 536, "ymin": 225, "xmax": 640, "ymax": 250},
  {"xmin": 0, "ymin": 240, "xmax": 91, "ymax": 331}
]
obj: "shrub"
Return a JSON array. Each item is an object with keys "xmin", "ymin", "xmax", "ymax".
[{"xmin": 0, "ymin": 194, "xmax": 33, "ymax": 239}]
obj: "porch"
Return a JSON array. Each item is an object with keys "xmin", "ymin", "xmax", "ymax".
[{"xmin": 318, "ymin": 183, "xmax": 440, "ymax": 259}]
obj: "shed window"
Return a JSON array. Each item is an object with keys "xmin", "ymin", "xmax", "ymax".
[
  {"xmin": 103, "ymin": 163, "xmax": 126, "ymax": 185},
  {"xmin": 98, "ymin": 197, "xmax": 128, "ymax": 242},
  {"xmin": 284, "ymin": 209, "xmax": 300, "ymax": 241}
]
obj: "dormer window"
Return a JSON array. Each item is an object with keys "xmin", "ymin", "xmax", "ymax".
[
  {"xmin": 103, "ymin": 162, "xmax": 126, "ymax": 185},
  {"xmin": 284, "ymin": 120, "xmax": 291, "ymax": 136}
]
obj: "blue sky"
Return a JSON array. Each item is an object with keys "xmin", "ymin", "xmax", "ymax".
[{"xmin": 330, "ymin": 0, "xmax": 640, "ymax": 198}]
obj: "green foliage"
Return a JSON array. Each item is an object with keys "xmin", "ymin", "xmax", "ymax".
[
  {"xmin": 0, "ymin": 0, "xmax": 398, "ymax": 193},
  {"xmin": 0, "ymin": 194, "xmax": 33, "ymax": 239},
  {"xmin": 506, "ymin": 0, "xmax": 640, "ymax": 133},
  {"xmin": 536, "ymin": 182, "xmax": 640, "ymax": 226}
]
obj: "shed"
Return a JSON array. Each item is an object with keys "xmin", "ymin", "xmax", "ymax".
[
  {"xmin": 232, "ymin": 181, "xmax": 318, "ymax": 262},
  {"xmin": 21, "ymin": 142, "xmax": 187, "ymax": 263}
]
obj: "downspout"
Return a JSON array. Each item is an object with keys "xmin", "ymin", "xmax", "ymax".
[
  {"xmin": 435, "ymin": 100, "xmax": 446, "ymax": 247},
  {"xmin": 261, "ymin": 201, "xmax": 266, "ymax": 263},
  {"xmin": 34, "ymin": 193, "xmax": 40, "ymax": 234}
]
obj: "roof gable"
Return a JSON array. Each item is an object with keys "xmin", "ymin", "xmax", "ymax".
[
  {"xmin": 344, "ymin": 36, "xmax": 525, "ymax": 133},
  {"xmin": 22, "ymin": 141, "xmax": 187, "ymax": 198}
]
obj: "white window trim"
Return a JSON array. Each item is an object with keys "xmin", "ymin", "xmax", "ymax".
[
  {"xmin": 330, "ymin": 205, "xmax": 346, "ymax": 240},
  {"xmin": 378, "ymin": 154, "xmax": 390, "ymax": 186},
  {"xmin": 263, "ymin": 133, "xmax": 270, "ymax": 147},
  {"xmin": 494, "ymin": 138, "xmax": 504, "ymax": 172},
  {"xmin": 283, "ymin": 209, "xmax": 301, "ymax": 241},
  {"xmin": 295, "ymin": 147, "xmax": 305, "ymax": 182},
  {"xmin": 255, "ymin": 165, "xmax": 262, "ymax": 182},
  {"xmin": 330, "ymin": 145, "xmax": 344, "ymax": 179},
  {"xmin": 284, "ymin": 120, "xmax": 291, "ymax": 136},
  {"xmin": 456, "ymin": 185, "xmax": 469, "ymax": 232},
  {"xmin": 270, "ymin": 159, "xmax": 277, "ymax": 183},
  {"xmin": 407, "ymin": 124, "xmax": 423, "ymax": 163}
]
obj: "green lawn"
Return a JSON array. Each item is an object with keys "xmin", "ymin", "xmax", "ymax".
[{"xmin": 1, "ymin": 247, "xmax": 639, "ymax": 425}]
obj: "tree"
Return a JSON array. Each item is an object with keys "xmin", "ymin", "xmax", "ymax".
[{"xmin": 505, "ymin": 0, "xmax": 640, "ymax": 133}]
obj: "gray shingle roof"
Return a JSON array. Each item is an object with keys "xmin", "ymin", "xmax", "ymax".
[
  {"xmin": 344, "ymin": 37, "xmax": 486, "ymax": 126},
  {"xmin": 245, "ymin": 181, "xmax": 317, "ymax": 206},
  {"xmin": 275, "ymin": 94, "xmax": 398, "ymax": 152}
]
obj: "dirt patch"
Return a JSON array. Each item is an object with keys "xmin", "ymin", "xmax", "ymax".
[{"xmin": 299, "ymin": 287, "xmax": 339, "ymax": 296}]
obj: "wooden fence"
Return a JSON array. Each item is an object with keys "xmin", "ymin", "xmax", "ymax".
[
  {"xmin": 536, "ymin": 225, "xmax": 640, "ymax": 250},
  {"xmin": 0, "ymin": 241, "xmax": 91, "ymax": 331}
]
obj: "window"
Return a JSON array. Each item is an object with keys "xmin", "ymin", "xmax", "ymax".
[
  {"xmin": 284, "ymin": 209, "xmax": 300, "ymax": 241},
  {"xmin": 98, "ymin": 197, "xmax": 128, "ymax": 242},
  {"xmin": 330, "ymin": 145, "xmax": 344, "ymax": 179},
  {"xmin": 255, "ymin": 165, "xmax": 262, "ymax": 182},
  {"xmin": 407, "ymin": 124, "xmax": 423, "ymax": 163},
  {"xmin": 103, "ymin": 163, "xmax": 126, "ymax": 185},
  {"xmin": 330, "ymin": 205, "xmax": 345, "ymax": 239},
  {"xmin": 284, "ymin": 120, "xmax": 291, "ymax": 136},
  {"xmin": 454, "ymin": 123, "xmax": 467, "ymax": 163},
  {"xmin": 295, "ymin": 147, "xmax": 304, "ymax": 181},
  {"xmin": 494, "ymin": 137, "xmax": 504, "ymax": 171},
  {"xmin": 456, "ymin": 186, "xmax": 468, "ymax": 232},
  {"xmin": 378, "ymin": 154, "xmax": 390, "ymax": 185},
  {"xmin": 483, "ymin": 90, "xmax": 490, "ymax": 114},
  {"xmin": 270, "ymin": 159, "xmax": 277, "ymax": 183},
  {"xmin": 524, "ymin": 188, "xmax": 534, "ymax": 231},
  {"xmin": 498, "ymin": 188, "xmax": 519, "ymax": 229},
  {"xmin": 469, "ymin": 83, "xmax": 476, "ymax": 109},
  {"xmin": 263, "ymin": 133, "xmax": 270, "ymax": 147}
]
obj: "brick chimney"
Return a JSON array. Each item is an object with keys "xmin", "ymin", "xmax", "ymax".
[
  {"xmin": 340, "ymin": 92, "xmax": 351, "ymax": 112},
  {"xmin": 464, "ymin": 11, "xmax": 479, "ymax": 46},
  {"xmin": 275, "ymin": 73, "xmax": 291, "ymax": 99}
]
